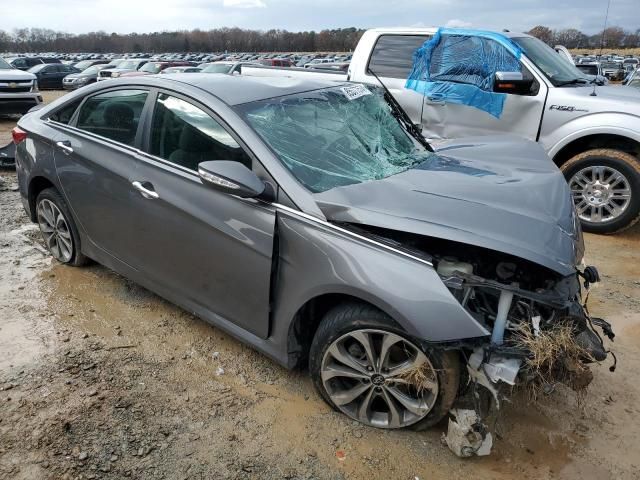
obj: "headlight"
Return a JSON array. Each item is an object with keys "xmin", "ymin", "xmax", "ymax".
[
  {"xmin": 111, "ymin": 72, "xmax": 120, "ymax": 78},
  {"xmin": 32, "ymin": 80, "xmax": 39, "ymax": 92}
]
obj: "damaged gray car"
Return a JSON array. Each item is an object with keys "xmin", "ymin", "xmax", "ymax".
[{"xmin": 13, "ymin": 75, "xmax": 614, "ymax": 448}]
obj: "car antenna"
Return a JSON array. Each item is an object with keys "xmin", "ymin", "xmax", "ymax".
[
  {"xmin": 592, "ymin": 0, "xmax": 612, "ymax": 96},
  {"xmin": 367, "ymin": 67, "xmax": 434, "ymax": 152}
]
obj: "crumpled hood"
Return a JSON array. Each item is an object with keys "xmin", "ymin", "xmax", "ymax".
[{"xmin": 313, "ymin": 136, "xmax": 584, "ymax": 276}]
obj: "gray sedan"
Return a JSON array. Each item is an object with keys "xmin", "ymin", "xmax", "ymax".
[{"xmin": 12, "ymin": 75, "xmax": 612, "ymax": 432}]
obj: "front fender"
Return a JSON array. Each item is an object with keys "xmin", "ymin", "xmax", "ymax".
[
  {"xmin": 543, "ymin": 112, "xmax": 640, "ymax": 159},
  {"xmin": 271, "ymin": 211, "xmax": 490, "ymax": 344}
]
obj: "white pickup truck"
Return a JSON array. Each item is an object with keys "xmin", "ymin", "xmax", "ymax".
[
  {"xmin": 243, "ymin": 27, "xmax": 640, "ymax": 234},
  {"xmin": 0, "ymin": 56, "xmax": 43, "ymax": 164}
]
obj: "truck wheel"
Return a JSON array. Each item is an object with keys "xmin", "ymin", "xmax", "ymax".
[
  {"xmin": 561, "ymin": 149, "xmax": 640, "ymax": 234},
  {"xmin": 309, "ymin": 302, "xmax": 460, "ymax": 431}
]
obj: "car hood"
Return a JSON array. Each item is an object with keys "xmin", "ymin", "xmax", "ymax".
[
  {"xmin": 313, "ymin": 136, "xmax": 583, "ymax": 276},
  {"xmin": 557, "ymin": 84, "xmax": 640, "ymax": 115},
  {"xmin": 0, "ymin": 69, "xmax": 36, "ymax": 81}
]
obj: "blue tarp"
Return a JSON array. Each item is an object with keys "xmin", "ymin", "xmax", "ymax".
[{"xmin": 405, "ymin": 28, "xmax": 523, "ymax": 118}]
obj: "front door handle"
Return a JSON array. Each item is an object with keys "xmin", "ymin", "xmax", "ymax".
[
  {"xmin": 425, "ymin": 96, "xmax": 445, "ymax": 106},
  {"xmin": 55, "ymin": 140, "xmax": 74, "ymax": 155},
  {"xmin": 132, "ymin": 181, "xmax": 159, "ymax": 200}
]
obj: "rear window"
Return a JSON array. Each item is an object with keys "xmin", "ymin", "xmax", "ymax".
[
  {"xmin": 75, "ymin": 89, "xmax": 149, "ymax": 146},
  {"xmin": 368, "ymin": 34, "xmax": 431, "ymax": 79},
  {"xmin": 49, "ymin": 99, "xmax": 83, "ymax": 124}
]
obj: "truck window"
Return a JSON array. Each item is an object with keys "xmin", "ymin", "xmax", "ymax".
[{"xmin": 368, "ymin": 35, "xmax": 431, "ymax": 79}]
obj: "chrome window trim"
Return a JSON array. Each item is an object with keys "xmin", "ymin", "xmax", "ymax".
[{"xmin": 272, "ymin": 202, "xmax": 434, "ymax": 268}]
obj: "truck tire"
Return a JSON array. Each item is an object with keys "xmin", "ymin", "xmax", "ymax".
[
  {"xmin": 309, "ymin": 302, "xmax": 460, "ymax": 431},
  {"xmin": 561, "ymin": 149, "xmax": 640, "ymax": 234}
]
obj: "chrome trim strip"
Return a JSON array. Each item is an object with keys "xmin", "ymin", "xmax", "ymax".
[{"xmin": 272, "ymin": 202, "xmax": 433, "ymax": 268}]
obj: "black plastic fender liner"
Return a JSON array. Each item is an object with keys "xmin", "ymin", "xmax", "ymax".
[{"xmin": 0, "ymin": 141, "xmax": 16, "ymax": 166}]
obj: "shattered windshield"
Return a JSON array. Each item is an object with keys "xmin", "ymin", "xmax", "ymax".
[{"xmin": 238, "ymin": 85, "xmax": 434, "ymax": 193}]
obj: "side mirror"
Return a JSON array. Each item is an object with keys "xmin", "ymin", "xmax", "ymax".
[
  {"xmin": 494, "ymin": 71, "xmax": 534, "ymax": 94},
  {"xmin": 198, "ymin": 161, "xmax": 265, "ymax": 198}
]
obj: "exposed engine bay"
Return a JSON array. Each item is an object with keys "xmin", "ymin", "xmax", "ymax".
[{"xmin": 351, "ymin": 224, "xmax": 616, "ymax": 457}]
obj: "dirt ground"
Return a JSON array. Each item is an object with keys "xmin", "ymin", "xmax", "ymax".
[{"xmin": 1, "ymin": 91, "xmax": 639, "ymax": 480}]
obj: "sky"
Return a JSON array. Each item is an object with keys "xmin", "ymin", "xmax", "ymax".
[{"xmin": 4, "ymin": 0, "xmax": 639, "ymax": 35}]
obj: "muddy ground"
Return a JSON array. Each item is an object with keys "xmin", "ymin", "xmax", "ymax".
[{"xmin": 1, "ymin": 91, "xmax": 639, "ymax": 480}]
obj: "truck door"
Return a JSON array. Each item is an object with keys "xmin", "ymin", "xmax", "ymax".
[
  {"xmin": 410, "ymin": 33, "xmax": 548, "ymax": 143},
  {"xmin": 364, "ymin": 32, "xmax": 547, "ymax": 144}
]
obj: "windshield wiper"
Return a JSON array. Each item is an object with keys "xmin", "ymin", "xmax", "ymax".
[{"xmin": 367, "ymin": 69, "xmax": 434, "ymax": 152}]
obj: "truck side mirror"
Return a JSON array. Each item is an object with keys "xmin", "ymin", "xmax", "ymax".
[{"xmin": 494, "ymin": 71, "xmax": 534, "ymax": 94}]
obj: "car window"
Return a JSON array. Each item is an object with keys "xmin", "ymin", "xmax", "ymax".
[
  {"xmin": 149, "ymin": 93, "xmax": 251, "ymax": 171},
  {"xmin": 49, "ymin": 98, "xmax": 83, "ymax": 124},
  {"xmin": 76, "ymin": 89, "xmax": 149, "ymax": 146},
  {"xmin": 368, "ymin": 34, "xmax": 431, "ymax": 79}
]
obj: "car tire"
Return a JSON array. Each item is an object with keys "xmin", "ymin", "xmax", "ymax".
[
  {"xmin": 35, "ymin": 188, "xmax": 89, "ymax": 266},
  {"xmin": 309, "ymin": 302, "xmax": 460, "ymax": 431},
  {"xmin": 561, "ymin": 148, "xmax": 640, "ymax": 234}
]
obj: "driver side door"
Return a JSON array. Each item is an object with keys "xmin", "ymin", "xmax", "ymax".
[
  {"xmin": 126, "ymin": 91, "xmax": 276, "ymax": 338},
  {"xmin": 419, "ymin": 38, "xmax": 548, "ymax": 142}
]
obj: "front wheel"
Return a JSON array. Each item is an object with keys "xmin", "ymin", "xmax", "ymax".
[
  {"xmin": 309, "ymin": 303, "xmax": 460, "ymax": 430},
  {"xmin": 561, "ymin": 149, "xmax": 640, "ymax": 234}
]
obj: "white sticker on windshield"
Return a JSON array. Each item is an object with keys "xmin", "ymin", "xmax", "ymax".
[{"xmin": 340, "ymin": 84, "xmax": 372, "ymax": 101}]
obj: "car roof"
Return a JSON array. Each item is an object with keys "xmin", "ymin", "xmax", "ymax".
[{"xmin": 157, "ymin": 74, "xmax": 348, "ymax": 106}]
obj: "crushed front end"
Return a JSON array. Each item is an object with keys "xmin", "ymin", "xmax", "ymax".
[{"xmin": 432, "ymin": 247, "xmax": 615, "ymax": 456}]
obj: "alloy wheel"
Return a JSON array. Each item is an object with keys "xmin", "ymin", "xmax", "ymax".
[
  {"xmin": 37, "ymin": 199, "xmax": 73, "ymax": 262},
  {"xmin": 320, "ymin": 329, "xmax": 439, "ymax": 429},
  {"xmin": 569, "ymin": 165, "xmax": 631, "ymax": 224}
]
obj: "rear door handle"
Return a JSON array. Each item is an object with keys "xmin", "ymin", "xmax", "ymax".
[
  {"xmin": 132, "ymin": 181, "xmax": 159, "ymax": 200},
  {"xmin": 55, "ymin": 140, "xmax": 73, "ymax": 155}
]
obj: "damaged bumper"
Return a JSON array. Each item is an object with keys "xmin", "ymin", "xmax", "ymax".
[{"xmin": 440, "ymin": 265, "xmax": 615, "ymax": 457}]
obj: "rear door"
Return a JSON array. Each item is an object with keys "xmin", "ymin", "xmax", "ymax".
[
  {"xmin": 51, "ymin": 87, "xmax": 152, "ymax": 267},
  {"xmin": 127, "ymin": 90, "xmax": 276, "ymax": 338}
]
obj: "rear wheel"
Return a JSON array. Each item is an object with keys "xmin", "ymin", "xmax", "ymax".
[
  {"xmin": 561, "ymin": 149, "xmax": 640, "ymax": 234},
  {"xmin": 309, "ymin": 303, "xmax": 460, "ymax": 430},
  {"xmin": 36, "ymin": 188, "xmax": 89, "ymax": 266}
]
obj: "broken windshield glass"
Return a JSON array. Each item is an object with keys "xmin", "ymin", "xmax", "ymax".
[{"xmin": 237, "ymin": 85, "xmax": 434, "ymax": 193}]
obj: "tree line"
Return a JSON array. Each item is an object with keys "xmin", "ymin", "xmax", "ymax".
[
  {"xmin": 527, "ymin": 26, "xmax": 640, "ymax": 49},
  {"xmin": 0, "ymin": 27, "xmax": 365, "ymax": 53},
  {"xmin": 1, "ymin": 25, "xmax": 639, "ymax": 53}
]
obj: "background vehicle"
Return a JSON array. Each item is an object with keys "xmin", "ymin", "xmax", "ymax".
[
  {"xmin": 199, "ymin": 61, "xmax": 259, "ymax": 75},
  {"xmin": 98, "ymin": 59, "xmax": 148, "ymax": 80},
  {"xmin": 258, "ymin": 58, "xmax": 292, "ymax": 67},
  {"xmin": 243, "ymin": 27, "xmax": 640, "ymax": 234},
  {"xmin": 119, "ymin": 61, "xmax": 195, "ymax": 77},
  {"xmin": 160, "ymin": 66, "xmax": 202, "ymax": 74},
  {"xmin": 0, "ymin": 56, "xmax": 42, "ymax": 117},
  {"xmin": 13, "ymin": 75, "xmax": 609, "ymax": 434},
  {"xmin": 63, "ymin": 64, "xmax": 110, "ymax": 90},
  {"xmin": 627, "ymin": 69, "xmax": 640, "ymax": 89},
  {"xmin": 71, "ymin": 59, "xmax": 110, "ymax": 71},
  {"xmin": 28, "ymin": 63, "xmax": 80, "ymax": 89},
  {"xmin": 601, "ymin": 61, "xmax": 625, "ymax": 81},
  {"xmin": 574, "ymin": 63, "xmax": 608, "ymax": 85},
  {"xmin": 4, "ymin": 56, "xmax": 61, "ymax": 70}
]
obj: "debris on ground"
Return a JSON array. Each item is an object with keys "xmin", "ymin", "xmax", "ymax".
[{"xmin": 443, "ymin": 409, "xmax": 493, "ymax": 457}]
